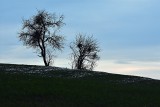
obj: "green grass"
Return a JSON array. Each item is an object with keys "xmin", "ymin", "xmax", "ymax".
[{"xmin": 0, "ymin": 63, "xmax": 160, "ymax": 107}]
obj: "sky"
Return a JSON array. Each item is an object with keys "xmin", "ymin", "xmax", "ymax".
[{"xmin": 0, "ymin": 0, "xmax": 160, "ymax": 79}]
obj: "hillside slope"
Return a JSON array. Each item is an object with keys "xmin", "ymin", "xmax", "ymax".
[{"xmin": 0, "ymin": 63, "xmax": 160, "ymax": 107}]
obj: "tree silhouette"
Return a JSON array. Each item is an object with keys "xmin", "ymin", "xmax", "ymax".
[
  {"xmin": 70, "ymin": 34, "xmax": 100, "ymax": 70},
  {"xmin": 19, "ymin": 10, "xmax": 64, "ymax": 66}
]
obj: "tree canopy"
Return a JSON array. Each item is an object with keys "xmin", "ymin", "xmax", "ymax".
[
  {"xmin": 70, "ymin": 34, "xmax": 100, "ymax": 70},
  {"xmin": 19, "ymin": 10, "xmax": 64, "ymax": 66}
]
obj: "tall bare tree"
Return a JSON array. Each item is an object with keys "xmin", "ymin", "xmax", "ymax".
[
  {"xmin": 70, "ymin": 34, "xmax": 100, "ymax": 70},
  {"xmin": 19, "ymin": 10, "xmax": 64, "ymax": 66}
]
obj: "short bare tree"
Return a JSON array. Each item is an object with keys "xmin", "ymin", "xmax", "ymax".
[
  {"xmin": 19, "ymin": 10, "xmax": 64, "ymax": 66},
  {"xmin": 70, "ymin": 34, "xmax": 100, "ymax": 70}
]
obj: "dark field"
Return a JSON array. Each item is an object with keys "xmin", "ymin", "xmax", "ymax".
[{"xmin": 0, "ymin": 63, "xmax": 160, "ymax": 107}]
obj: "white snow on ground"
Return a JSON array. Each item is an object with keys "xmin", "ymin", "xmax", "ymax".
[{"xmin": 0, "ymin": 64, "xmax": 153, "ymax": 83}]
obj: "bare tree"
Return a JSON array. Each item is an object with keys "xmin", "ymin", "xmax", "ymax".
[
  {"xmin": 70, "ymin": 34, "xmax": 100, "ymax": 70},
  {"xmin": 19, "ymin": 10, "xmax": 64, "ymax": 66}
]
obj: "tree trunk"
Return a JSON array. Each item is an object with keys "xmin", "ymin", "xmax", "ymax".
[
  {"xmin": 43, "ymin": 55, "xmax": 49, "ymax": 66},
  {"xmin": 77, "ymin": 58, "xmax": 83, "ymax": 69},
  {"xmin": 41, "ymin": 48, "xmax": 49, "ymax": 66},
  {"xmin": 41, "ymin": 35, "xmax": 49, "ymax": 66}
]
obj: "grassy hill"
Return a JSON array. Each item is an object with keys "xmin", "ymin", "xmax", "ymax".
[{"xmin": 0, "ymin": 63, "xmax": 160, "ymax": 107}]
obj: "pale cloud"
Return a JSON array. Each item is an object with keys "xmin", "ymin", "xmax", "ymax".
[
  {"xmin": 0, "ymin": 45, "xmax": 70, "ymax": 67},
  {"xmin": 96, "ymin": 59, "xmax": 160, "ymax": 79}
]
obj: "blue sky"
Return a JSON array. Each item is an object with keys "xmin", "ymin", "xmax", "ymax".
[{"xmin": 0, "ymin": 0, "xmax": 160, "ymax": 79}]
